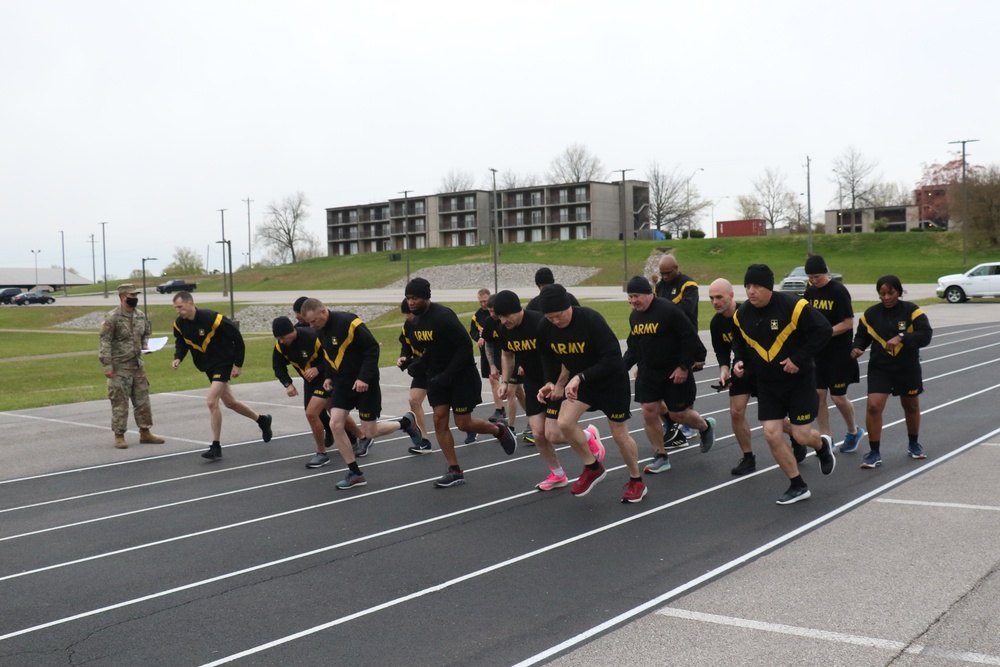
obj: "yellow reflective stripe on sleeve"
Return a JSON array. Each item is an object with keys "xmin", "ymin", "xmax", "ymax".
[
  {"xmin": 175, "ymin": 313, "xmax": 223, "ymax": 353},
  {"xmin": 672, "ymin": 281, "xmax": 698, "ymax": 305},
  {"xmin": 737, "ymin": 299, "xmax": 807, "ymax": 362}
]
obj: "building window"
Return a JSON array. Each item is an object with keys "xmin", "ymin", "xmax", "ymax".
[
  {"xmin": 530, "ymin": 191, "xmax": 542, "ymax": 205},
  {"xmin": 559, "ymin": 227, "xmax": 570, "ymax": 240},
  {"xmin": 558, "ymin": 189, "xmax": 568, "ymax": 204},
  {"xmin": 465, "ymin": 213, "xmax": 475, "ymax": 228},
  {"xmin": 557, "ymin": 208, "xmax": 568, "ymax": 222},
  {"xmin": 576, "ymin": 225, "xmax": 588, "ymax": 240},
  {"xmin": 413, "ymin": 201, "xmax": 425, "ymax": 215},
  {"xmin": 415, "ymin": 235, "xmax": 425, "ymax": 249},
  {"xmin": 515, "ymin": 230, "xmax": 525, "ymax": 243},
  {"xmin": 530, "ymin": 210, "xmax": 542, "ymax": 225},
  {"xmin": 575, "ymin": 186, "xmax": 587, "ymax": 201},
  {"xmin": 463, "ymin": 195, "xmax": 474, "ymax": 210},
  {"xmin": 575, "ymin": 206, "xmax": 587, "ymax": 221},
  {"xmin": 515, "ymin": 193, "xmax": 524, "ymax": 207},
  {"xmin": 515, "ymin": 211, "xmax": 524, "ymax": 226},
  {"xmin": 531, "ymin": 228, "xmax": 543, "ymax": 242},
  {"xmin": 465, "ymin": 231, "xmax": 476, "ymax": 246}
]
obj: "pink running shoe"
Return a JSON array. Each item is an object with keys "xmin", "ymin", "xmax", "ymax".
[
  {"xmin": 535, "ymin": 472, "xmax": 569, "ymax": 491},
  {"xmin": 584, "ymin": 424, "xmax": 605, "ymax": 463}
]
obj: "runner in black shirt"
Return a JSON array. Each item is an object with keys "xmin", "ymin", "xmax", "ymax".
[
  {"xmin": 470, "ymin": 288, "xmax": 505, "ymax": 424},
  {"xmin": 396, "ymin": 299, "xmax": 433, "ymax": 453},
  {"xmin": 622, "ymin": 276, "xmax": 715, "ymax": 478},
  {"xmin": 405, "ymin": 278, "xmax": 517, "ymax": 488},
  {"xmin": 494, "ymin": 290, "xmax": 604, "ymax": 492},
  {"xmin": 537, "ymin": 284, "xmax": 645, "ymax": 503},
  {"xmin": 731, "ymin": 264, "xmax": 836, "ymax": 505},
  {"xmin": 271, "ymin": 317, "xmax": 334, "ymax": 469},
  {"xmin": 300, "ymin": 298, "xmax": 424, "ymax": 491},
  {"xmin": 171, "ymin": 291, "xmax": 272, "ymax": 461}
]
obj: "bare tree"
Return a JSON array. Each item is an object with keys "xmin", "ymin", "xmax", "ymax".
[
  {"xmin": 868, "ymin": 182, "xmax": 914, "ymax": 207},
  {"xmin": 438, "ymin": 169, "xmax": 477, "ymax": 193},
  {"xmin": 950, "ymin": 165, "xmax": 1000, "ymax": 247},
  {"xmin": 831, "ymin": 146, "xmax": 880, "ymax": 208},
  {"xmin": 256, "ymin": 191, "xmax": 314, "ymax": 264},
  {"xmin": 646, "ymin": 161, "xmax": 699, "ymax": 236},
  {"xmin": 547, "ymin": 143, "xmax": 606, "ymax": 183},
  {"xmin": 161, "ymin": 246, "xmax": 205, "ymax": 276},
  {"xmin": 735, "ymin": 194, "xmax": 762, "ymax": 220},
  {"xmin": 750, "ymin": 167, "xmax": 798, "ymax": 231},
  {"xmin": 498, "ymin": 169, "xmax": 540, "ymax": 189}
]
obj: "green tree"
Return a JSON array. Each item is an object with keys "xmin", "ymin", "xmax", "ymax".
[{"xmin": 161, "ymin": 246, "xmax": 205, "ymax": 276}]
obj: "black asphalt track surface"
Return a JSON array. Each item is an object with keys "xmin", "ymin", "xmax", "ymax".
[{"xmin": 2, "ymin": 322, "xmax": 998, "ymax": 666}]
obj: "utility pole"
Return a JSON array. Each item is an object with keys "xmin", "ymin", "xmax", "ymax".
[
  {"xmin": 948, "ymin": 139, "xmax": 979, "ymax": 269},
  {"xmin": 398, "ymin": 191, "xmax": 412, "ymax": 283},
  {"xmin": 219, "ymin": 209, "xmax": 228, "ymax": 296},
  {"xmin": 242, "ymin": 197, "xmax": 254, "ymax": 268},
  {"xmin": 60, "ymin": 230, "xmax": 67, "ymax": 296},
  {"xmin": 99, "ymin": 221, "xmax": 109, "ymax": 299},
  {"xmin": 617, "ymin": 168, "xmax": 634, "ymax": 290},
  {"xmin": 88, "ymin": 234, "xmax": 96, "ymax": 286},
  {"xmin": 489, "ymin": 168, "xmax": 499, "ymax": 294},
  {"xmin": 805, "ymin": 155, "xmax": 813, "ymax": 255}
]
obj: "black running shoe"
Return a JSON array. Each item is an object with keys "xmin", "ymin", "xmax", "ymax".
[
  {"xmin": 259, "ymin": 414, "xmax": 273, "ymax": 443},
  {"xmin": 496, "ymin": 422, "xmax": 517, "ymax": 455},
  {"xmin": 731, "ymin": 454, "xmax": 756, "ymax": 476},
  {"xmin": 434, "ymin": 468, "xmax": 465, "ymax": 487},
  {"xmin": 663, "ymin": 424, "xmax": 687, "ymax": 448},
  {"xmin": 201, "ymin": 444, "xmax": 222, "ymax": 461},
  {"xmin": 818, "ymin": 435, "xmax": 836, "ymax": 475},
  {"xmin": 776, "ymin": 485, "xmax": 811, "ymax": 505}
]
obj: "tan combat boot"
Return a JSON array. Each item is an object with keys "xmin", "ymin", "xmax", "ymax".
[
  {"xmin": 114, "ymin": 433, "xmax": 128, "ymax": 449},
  {"xmin": 139, "ymin": 428, "xmax": 165, "ymax": 444}
]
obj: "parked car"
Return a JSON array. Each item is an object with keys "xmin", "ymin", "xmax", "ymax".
[
  {"xmin": 156, "ymin": 279, "xmax": 198, "ymax": 294},
  {"xmin": 936, "ymin": 262, "xmax": 1000, "ymax": 303},
  {"xmin": 13, "ymin": 291, "xmax": 56, "ymax": 305},
  {"xmin": 778, "ymin": 266, "xmax": 844, "ymax": 295},
  {"xmin": 0, "ymin": 287, "xmax": 23, "ymax": 304}
]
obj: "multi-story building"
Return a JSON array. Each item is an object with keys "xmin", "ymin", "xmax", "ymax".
[{"xmin": 325, "ymin": 180, "xmax": 649, "ymax": 256}]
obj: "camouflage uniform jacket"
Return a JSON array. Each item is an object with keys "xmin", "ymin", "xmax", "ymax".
[{"xmin": 100, "ymin": 306, "xmax": 151, "ymax": 372}]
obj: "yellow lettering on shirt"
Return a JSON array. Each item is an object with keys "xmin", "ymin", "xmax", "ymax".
[{"xmin": 630, "ymin": 322, "xmax": 660, "ymax": 336}]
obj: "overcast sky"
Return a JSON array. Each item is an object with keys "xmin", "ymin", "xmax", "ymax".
[{"xmin": 2, "ymin": 0, "xmax": 997, "ymax": 281}]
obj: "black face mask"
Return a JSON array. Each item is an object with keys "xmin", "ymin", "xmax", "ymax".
[{"xmin": 125, "ymin": 297, "xmax": 139, "ymax": 308}]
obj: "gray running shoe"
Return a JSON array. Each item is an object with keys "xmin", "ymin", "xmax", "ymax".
[
  {"xmin": 306, "ymin": 453, "xmax": 330, "ymax": 469},
  {"xmin": 644, "ymin": 453, "xmax": 672, "ymax": 474},
  {"xmin": 699, "ymin": 417, "xmax": 716, "ymax": 453},
  {"xmin": 354, "ymin": 437, "xmax": 373, "ymax": 458},
  {"xmin": 401, "ymin": 412, "xmax": 422, "ymax": 447},
  {"xmin": 336, "ymin": 471, "xmax": 367, "ymax": 490},
  {"xmin": 434, "ymin": 468, "xmax": 465, "ymax": 487}
]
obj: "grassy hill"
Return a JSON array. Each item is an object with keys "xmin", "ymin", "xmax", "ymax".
[{"xmin": 130, "ymin": 230, "xmax": 977, "ymax": 294}]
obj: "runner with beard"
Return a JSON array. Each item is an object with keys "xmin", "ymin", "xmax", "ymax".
[
  {"xmin": 536, "ymin": 284, "xmax": 646, "ymax": 503},
  {"xmin": 492, "ymin": 290, "xmax": 604, "ymax": 491},
  {"xmin": 405, "ymin": 278, "xmax": 517, "ymax": 488}
]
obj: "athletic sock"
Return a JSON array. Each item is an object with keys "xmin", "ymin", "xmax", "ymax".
[
  {"xmin": 398, "ymin": 416, "xmax": 412, "ymax": 431},
  {"xmin": 255, "ymin": 415, "xmax": 266, "ymax": 426},
  {"xmin": 212, "ymin": 440, "xmax": 220, "ymax": 447},
  {"xmin": 552, "ymin": 467, "xmax": 565, "ymax": 477},
  {"xmin": 348, "ymin": 461, "xmax": 361, "ymax": 475},
  {"xmin": 870, "ymin": 440, "xmax": 881, "ymax": 453},
  {"xmin": 586, "ymin": 460, "xmax": 601, "ymax": 471},
  {"xmin": 789, "ymin": 474, "xmax": 806, "ymax": 489},
  {"xmin": 449, "ymin": 464, "xmax": 462, "ymax": 473},
  {"xmin": 908, "ymin": 433, "xmax": 919, "ymax": 445}
]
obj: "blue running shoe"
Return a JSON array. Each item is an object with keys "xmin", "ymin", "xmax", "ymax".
[
  {"xmin": 908, "ymin": 442, "xmax": 926, "ymax": 459},
  {"xmin": 463, "ymin": 432, "xmax": 477, "ymax": 445},
  {"xmin": 841, "ymin": 427, "xmax": 864, "ymax": 453},
  {"xmin": 335, "ymin": 471, "xmax": 367, "ymax": 490},
  {"xmin": 861, "ymin": 450, "xmax": 882, "ymax": 468}
]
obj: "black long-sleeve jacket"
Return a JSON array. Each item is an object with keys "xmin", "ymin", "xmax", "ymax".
[
  {"xmin": 732, "ymin": 292, "xmax": 832, "ymax": 383},
  {"xmin": 173, "ymin": 309, "xmax": 245, "ymax": 371},
  {"xmin": 853, "ymin": 300, "xmax": 932, "ymax": 371},
  {"xmin": 314, "ymin": 311, "xmax": 380, "ymax": 386},
  {"xmin": 709, "ymin": 305, "xmax": 740, "ymax": 369},
  {"xmin": 654, "ymin": 273, "xmax": 699, "ymax": 328},
  {"xmin": 537, "ymin": 306, "xmax": 625, "ymax": 384},
  {"xmin": 272, "ymin": 326, "xmax": 327, "ymax": 388},
  {"xmin": 410, "ymin": 302, "xmax": 476, "ymax": 381}
]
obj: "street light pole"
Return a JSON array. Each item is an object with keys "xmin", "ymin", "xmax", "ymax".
[
  {"xmin": 398, "ymin": 191, "xmax": 412, "ymax": 283},
  {"xmin": 805, "ymin": 155, "xmax": 814, "ymax": 254},
  {"xmin": 141, "ymin": 257, "xmax": 157, "ymax": 314},
  {"xmin": 99, "ymin": 222, "xmax": 109, "ymax": 298},
  {"xmin": 948, "ymin": 139, "xmax": 980, "ymax": 269},
  {"xmin": 60, "ymin": 231, "xmax": 67, "ymax": 296},
  {"xmin": 216, "ymin": 240, "xmax": 235, "ymax": 320},
  {"xmin": 617, "ymin": 168, "xmax": 634, "ymax": 290},
  {"xmin": 242, "ymin": 197, "xmax": 254, "ymax": 268},
  {"xmin": 489, "ymin": 168, "xmax": 499, "ymax": 293},
  {"xmin": 88, "ymin": 234, "xmax": 96, "ymax": 286},
  {"xmin": 30, "ymin": 249, "xmax": 41, "ymax": 286},
  {"xmin": 218, "ymin": 209, "xmax": 228, "ymax": 297}
]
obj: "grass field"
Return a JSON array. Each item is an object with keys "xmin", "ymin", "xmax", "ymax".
[{"xmin": 2, "ymin": 230, "xmax": 978, "ymax": 410}]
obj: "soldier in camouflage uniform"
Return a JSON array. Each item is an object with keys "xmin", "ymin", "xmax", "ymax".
[{"xmin": 99, "ymin": 284, "xmax": 165, "ymax": 448}]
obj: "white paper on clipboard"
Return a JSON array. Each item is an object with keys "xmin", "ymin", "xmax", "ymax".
[{"xmin": 143, "ymin": 337, "xmax": 169, "ymax": 354}]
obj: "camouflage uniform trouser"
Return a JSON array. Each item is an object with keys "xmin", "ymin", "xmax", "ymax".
[{"xmin": 108, "ymin": 367, "xmax": 153, "ymax": 434}]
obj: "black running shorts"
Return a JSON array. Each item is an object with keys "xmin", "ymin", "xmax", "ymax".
[{"xmin": 756, "ymin": 370, "xmax": 819, "ymax": 425}]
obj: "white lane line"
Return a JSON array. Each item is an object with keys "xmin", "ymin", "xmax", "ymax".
[
  {"xmin": 654, "ymin": 608, "xmax": 1000, "ymax": 665},
  {"xmin": 876, "ymin": 498, "xmax": 1000, "ymax": 512},
  {"xmin": 510, "ymin": 423, "xmax": 1000, "ymax": 667}
]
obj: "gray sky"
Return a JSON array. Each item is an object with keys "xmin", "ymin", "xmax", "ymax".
[{"xmin": 3, "ymin": 0, "xmax": 997, "ymax": 282}]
